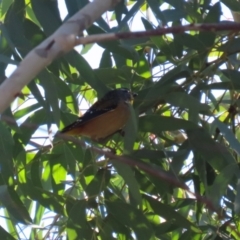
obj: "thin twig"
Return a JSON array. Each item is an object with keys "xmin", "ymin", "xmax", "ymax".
[{"xmin": 75, "ymin": 22, "xmax": 240, "ymax": 45}]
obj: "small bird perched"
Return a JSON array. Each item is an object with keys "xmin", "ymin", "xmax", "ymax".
[{"xmin": 59, "ymin": 88, "xmax": 137, "ymax": 141}]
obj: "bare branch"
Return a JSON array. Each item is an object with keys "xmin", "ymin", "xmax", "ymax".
[
  {"xmin": 75, "ymin": 22, "xmax": 240, "ymax": 45},
  {"xmin": 0, "ymin": 0, "xmax": 120, "ymax": 113}
]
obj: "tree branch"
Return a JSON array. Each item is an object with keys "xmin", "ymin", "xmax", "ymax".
[
  {"xmin": 75, "ymin": 22, "xmax": 240, "ymax": 45},
  {"xmin": 0, "ymin": 114, "xmax": 228, "ymax": 220},
  {"xmin": 1, "ymin": 11, "xmax": 240, "ymax": 114},
  {"xmin": 0, "ymin": 0, "xmax": 120, "ymax": 113},
  {"xmin": 57, "ymin": 133, "xmax": 223, "ymax": 217}
]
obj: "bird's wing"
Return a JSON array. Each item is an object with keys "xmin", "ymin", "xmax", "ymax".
[
  {"xmin": 60, "ymin": 102, "xmax": 118, "ymax": 133},
  {"xmin": 81, "ymin": 104, "xmax": 117, "ymax": 123}
]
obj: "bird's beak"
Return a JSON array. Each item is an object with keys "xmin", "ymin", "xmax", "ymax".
[{"xmin": 133, "ymin": 92, "xmax": 138, "ymax": 98}]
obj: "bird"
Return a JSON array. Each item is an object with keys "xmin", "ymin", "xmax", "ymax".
[{"xmin": 59, "ymin": 88, "xmax": 137, "ymax": 141}]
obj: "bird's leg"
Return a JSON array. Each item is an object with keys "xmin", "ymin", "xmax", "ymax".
[{"xmin": 118, "ymin": 129, "xmax": 125, "ymax": 137}]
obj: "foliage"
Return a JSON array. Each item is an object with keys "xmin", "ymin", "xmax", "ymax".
[{"xmin": 0, "ymin": 0, "xmax": 240, "ymax": 239}]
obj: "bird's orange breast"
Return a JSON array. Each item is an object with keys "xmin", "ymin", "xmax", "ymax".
[{"xmin": 64, "ymin": 101, "xmax": 131, "ymax": 140}]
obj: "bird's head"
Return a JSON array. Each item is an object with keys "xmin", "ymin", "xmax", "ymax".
[{"xmin": 114, "ymin": 88, "xmax": 137, "ymax": 104}]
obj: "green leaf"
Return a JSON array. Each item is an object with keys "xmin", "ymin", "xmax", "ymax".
[
  {"xmin": 20, "ymin": 182, "xmax": 65, "ymax": 215},
  {"xmin": 134, "ymin": 53, "xmax": 151, "ymax": 78},
  {"xmin": 164, "ymin": 92, "xmax": 210, "ymax": 112},
  {"xmin": 112, "ymin": 160, "xmax": 142, "ymax": 205},
  {"xmin": 171, "ymin": 141, "xmax": 191, "ymax": 174},
  {"xmin": 0, "ymin": 225, "xmax": 16, "ymax": 239},
  {"xmin": 143, "ymin": 195, "xmax": 200, "ymax": 232},
  {"xmin": 124, "ymin": 106, "xmax": 138, "ymax": 152},
  {"xmin": 105, "ymin": 190, "xmax": 154, "ymax": 240},
  {"xmin": 65, "ymin": 51, "xmax": 109, "ymax": 97},
  {"xmin": 117, "ymin": 0, "xmax": 145, "ymax": 30},
  {"xmin": 32, "ymin": 202, "xmax": 45, "ymax": 226},
  {"xmin": 48, "ymin": 152, "xmax": 67, "ymax": 195},
  {"xmin": 0, "ymin": 122, "xmax": 14, "ymax": 185},
  {"xmin": 137, "ymin": 65, "xmax": 192, "ymax": 111},
  {"xmin": 162, "ymin": 9, "xmax": 185, "ymax": 22},
  {"xmin": 0, "ymin": 186, "xmax": 32, "ymax": 224},
  {"xmin": 27, "ymin": 80, "xmax": 46, "ymax": 108},
  {"xmin": 218, "ymin": 38, "xmax": 240, "ymax": 55},
  {"xmin": 187, "ymin": 128, "xmax": 236, "ymax": 172},
  {"xmin": 154, "ymin": 221, "xmax": 179, "ymax": 235},
  {"xmin": 67, "ymin": 200, "xmax": 93, "ymax": 239},
  {"xmin": 5, "ymin": 1, "xmax": 31, "ymax": 56},
  {"xmin": 23, "ymin": 18, "xmax": 45, "ymax": 47},
  {"xmin": 139, "ymin": 115, "xmax": 197, "ymax": 134},
  {"xmin": 53, "ymin": 75, "xmax": 78, "ymax": 113},
  {"xmin": 16, "ymin": 108, "xmax": 54, "ymax": 145},
  {"xmin": 38, "ymin": 71, "xmax": 60, "ymax": 125},
  {"xmin": 212, "ymin": 118, "xmax": 240, "ymax": 155},
  {"xmin": 87, "ymin": 25, "xmax": 139, "ymax": 61},
  {"xmin": 99, "ymin": 50, "xmax": 112, "ymax": 68},
  {"xmin": 198, "ymin": 2, "xmax": 220, "ymax": 49},
  {"xmin": 85, "ymin": 169, "xmax": 111, "ymax": 197},
  {"xmin": 14, "ymin": 103, "xmax": 41, "ymax": 120},
  {"xmin": 0, "ymin": 0, "xmax": 13, "ymax": 17},
  {"xmin": 199, "ymin": 81, "xmax": 240, "ymax": 90},
  {"xmin": 30, "ymin": 157, "xmax": 42, "ymax": 189},
  {"xmin": 221, "ymin": 69, "xmax": 240, "ymax": 86},
  {"xmin": 234, "ymin": 178, "xmax": 240, "ymax": 214},
  {"xmin": 147, "ymin": 0, "xmax": 165, "ymax": 23},
  {"xmin": 174, "ymin": 33, "xmax": 205, "ymax": 51},
  {"xmin": 93, "ymin": 67, "xmax": 144, "ymax": 86},
  {"xmin": 141, "ymin": 17, "xmax": 155, "ymax": 30},
  {"xmin": 31, "ymin": 0, "xmax": 61, "ymax": 35},
  {"xmin": 207, "ymin": 164, "xmax": 240, "ymax": 209},
  {"xmin": 115, "ymin": 0, "xmax": 128, "ymax": 24}
]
